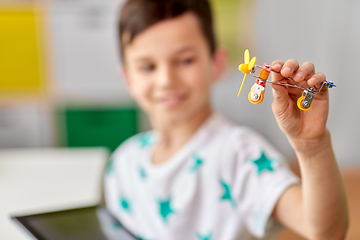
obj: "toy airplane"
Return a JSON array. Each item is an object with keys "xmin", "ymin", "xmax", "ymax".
[{"xmin": 237, "ymin": 49, "xmax": 336, "ymax": 111}]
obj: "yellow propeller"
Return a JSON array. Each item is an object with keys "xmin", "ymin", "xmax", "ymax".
[{"xmin": 237, "ymin": 49, "xmax": 256, "ymax": 97}]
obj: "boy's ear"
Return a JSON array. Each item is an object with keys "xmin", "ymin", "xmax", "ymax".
[
  {"xmin": 120, "ymin": 66, "xmax": 136, "ymax": 98},
  {"xmin": 120, "ymin": 66, "xmax": 132, "ymax": 91},
  {"xmin": 213, "ymin": 47, "xmax": 228, "ymax": 83}
]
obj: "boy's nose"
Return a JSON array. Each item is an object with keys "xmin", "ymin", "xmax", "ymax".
[{"xmin": 156, "ymin": 65, "xmax": 178, "ymax": 88}]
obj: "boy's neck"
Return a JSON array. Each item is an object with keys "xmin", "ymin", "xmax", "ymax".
[{"xmin": 150, "ymin": 107, "xmax": 212, "ymax": 165}]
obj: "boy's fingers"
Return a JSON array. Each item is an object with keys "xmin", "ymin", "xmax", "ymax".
[
  {"xmin": 280, "ymin": 59, "xmax": 299, "ymax": 78},
  {"xmin": 271, "ymin": 79, "xmax": 289, "ymax": 114},
  {"xmin": 293, "ymin": 62, "xmax": 315, "ymax": 83},
  {"xmin": 308, "ymin": 72, "xmax": 327, "ymax": 90},
  {"xmin": 270, "ymin": 60, "xmax": 284, "ymax": 82},
  {"xmin": 271, "ymin": 60, "xmax": 284, "ymax": 72},
  {"xmin": 270, "ymin": 60, "xmax": 290, "ymax": 112}
]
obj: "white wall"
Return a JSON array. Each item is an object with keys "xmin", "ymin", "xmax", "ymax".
[
  {"xmin": 50, "ymin": 0, "xmax": 130, "ymax": 103},
  {"xmin": 0, "ymin": 103, "xmax": 53, "ymax": 148}
]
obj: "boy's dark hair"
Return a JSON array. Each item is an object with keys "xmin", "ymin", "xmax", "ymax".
[{"xmin": 118, "ymin": 0, "xmax": 217, "ymax": 60}]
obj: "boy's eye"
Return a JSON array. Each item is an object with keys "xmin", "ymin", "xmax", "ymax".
[
  {"xmin": 139, "ymin": 64, "xmax": 155, "ymax": 72},
  {"xmin": 179, "ymin": 57, "xmax": 195, "ymax": 65}
]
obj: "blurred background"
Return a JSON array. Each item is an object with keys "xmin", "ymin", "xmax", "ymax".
[
  {"xmin": 1, "ymin": 0, "xmax": 359, "ymax": 165},
  {"xmin": 0, "ymin": 0, "xmax": 359, "ymax": 238}
]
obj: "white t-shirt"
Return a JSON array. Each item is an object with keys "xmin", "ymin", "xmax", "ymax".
[{"xmin": 104, "ymin": 112, "xmax": 299, "ymax": 240}]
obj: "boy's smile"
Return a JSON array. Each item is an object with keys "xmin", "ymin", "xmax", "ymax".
[
  {"xmin": 122, "ymin": 12, "xmax": 225, "ymax": 128},
  {"xmin": 155, "ymin": 92, "xmax": 188, "ymax": 110}
]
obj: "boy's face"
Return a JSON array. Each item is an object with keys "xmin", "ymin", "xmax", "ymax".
[{"xmin": 122, "ymin": 12, "xmax": 225, "ymax": 126}]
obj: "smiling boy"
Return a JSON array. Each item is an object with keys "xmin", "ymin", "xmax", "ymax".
[{"xmin": 103, "ymin": 0, "xmax": 348, "ymax": 239}]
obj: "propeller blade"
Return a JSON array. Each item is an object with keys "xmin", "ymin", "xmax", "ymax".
[
  {"xmin": 237, "ymin": 74, "xmax": 247, "ymax": 97},
  {"xmin": 248, "ymin": 57, "xmax": 256, "ymax": 70},
  {"xmin": 239, "ymin": 64, "xmax": 250, "ymax": 74},
  {"xmin": 244, "ymin": 49, "xmax": 250, "ymax": 64}
]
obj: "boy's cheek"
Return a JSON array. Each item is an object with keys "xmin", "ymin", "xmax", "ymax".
[
  {"xmin": 132, "ymin": 83, "xmax": 153, "ymax": 103},
  {"xmin": 127, "ymin": 75, "xmax": 148, "ymax": 91}
]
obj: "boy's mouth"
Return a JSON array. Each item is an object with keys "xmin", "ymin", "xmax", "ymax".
[{"xmin": 156, "ymin": 93, "xmax": 188, "ymax": 109}]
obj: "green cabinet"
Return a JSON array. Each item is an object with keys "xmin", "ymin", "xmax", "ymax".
[{"xmin": 60, "ymin": 106, "xmax": 139, "ymax": 152}]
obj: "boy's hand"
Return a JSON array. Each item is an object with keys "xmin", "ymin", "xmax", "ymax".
[{"xmin": 270, "ymin": 60, "xmax": 330, "ymax": 155}]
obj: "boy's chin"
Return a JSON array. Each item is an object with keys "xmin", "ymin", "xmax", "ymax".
[
  {"xmin": 150, "ymin": 106, "xmax": 211, "ymax": 128},
  {"xmin": 151, "ymin": 110, "xmax": 192, "ymax": 126},
  {"xmin": 158, "ymin": 111, "xmax": 185, "ymax": 122}
]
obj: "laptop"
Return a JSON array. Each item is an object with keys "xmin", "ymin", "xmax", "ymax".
[{"xmin": 11, "ymin": 205, "xmax": 138, "ymax": 240}]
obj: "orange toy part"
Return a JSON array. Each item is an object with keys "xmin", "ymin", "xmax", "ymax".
[
  {"xmin": 297, "ymin": 96, "xmax": 312, "ymax": 111},
  {"xmin": 259, "ymin": 63, "xmax": 271, "ymax": 80},
  {"xmin": 248, "ymin": 86, "xmax": 264, "ymax": 104},
  {"xmin": 248, "ymin": 91, "xmax": 264, "ymax": 104},
  {"xmin": 259, "ymin": 69, "xmax": 270, "ymax": 80}
]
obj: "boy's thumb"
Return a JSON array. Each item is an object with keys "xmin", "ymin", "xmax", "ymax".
[{"xmin": 272, "ymin": 84, "xmax": 289, "ymax": 114}]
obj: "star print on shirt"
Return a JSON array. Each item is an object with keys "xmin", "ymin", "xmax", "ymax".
[
  {"xmin": 119, "ymin": 196, "xmax": 131, "ymax": 214},
  {"xmin": 138, "ymin": 132, "xmax": 152, "ymax": 148},
  {"xmin": 250, "ymin": 150, "xmax": 277, "ymax": 176},
  {"xmin": 112, "ymin": 220, "xmax": 121, "ymax": 229},
  {"xmin": 138, "ymin": 236, "xmax": 155, "ymax": 240},
  {"xmin": 158, "ymin": 196, "xmax": 176, "ymax": 224},
  {"xmin": 190, "ymin": 154, "xmax": 204, "ymax": 172},
  {"xmin": 196, "ymin": 232, "xmax": 212, "ymax": 240},
  {"xmin": 139, "ymin": 166, "xmax": 147, "ymax": 180},
  {"xmin": 219, "ymin": 179, "xmax": 236, "ymax": 209}
]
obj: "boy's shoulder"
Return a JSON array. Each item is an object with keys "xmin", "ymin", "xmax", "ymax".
[
  {"xmin": 215, "ymin": 114, "xmax": 284, "ymax": 161},
  {"xmin": 213, "ymin": 114, "xmax": 264, "ymax": 147},
  {"xmin": 221, "ymin": 124, "xmax": 273, "ymax": 157}
]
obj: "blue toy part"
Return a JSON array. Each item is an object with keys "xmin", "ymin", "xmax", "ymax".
[{"xmin": 325, "ymin": 80, "xmax": 336, "ymax": 88}]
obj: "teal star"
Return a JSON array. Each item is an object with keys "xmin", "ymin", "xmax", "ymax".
[
  {"xmin": 219, "ymin": 179, "xmax": 236, "ymax": 209},
  {"xmin": 119, "ymin": 196, "xmax": 131, "ymax": 213},
  {"xmin": 139, "ymin": 167, "xmax": 147, "ymax": 180},
  {"xmin": 138, "ymin": 236, "xmax": 154, "ymax": 240},
  {"xmin": 250, "ymin": 150, "xmax": 276, "ymax": 176},
  {"xmin": 106, "ymin": 157, "xmax": 115, "ymax": 175},
  {"xmin": 190, "ymin": 154, "xmax": 203, "ymax": 172},
  {"xmin": 196, "ymin": 232, "xmax": 212, "ymax": 240},
  {"xmin": 158, "ymin": 196, "xmax": 175, "ymax": 223},
  {"xmin": 139, "ymin": 133, "xmax": 152, "ymax": 148},
  {"xmin": 112, "ymin": 220, "xmax": 121, "ymax": 229}
]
